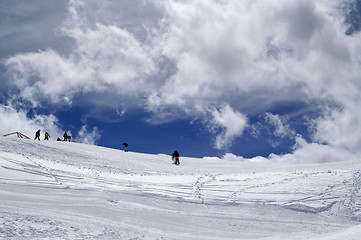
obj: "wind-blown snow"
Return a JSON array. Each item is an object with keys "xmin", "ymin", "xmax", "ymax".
[{"xmin": 1, "ymin": 137, "xmax": 361, "ymax": 239}]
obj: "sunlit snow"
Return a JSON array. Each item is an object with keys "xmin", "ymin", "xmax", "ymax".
[{"xmin": 1, "ymin": 137, "xmax": 361, "ymax": 239}]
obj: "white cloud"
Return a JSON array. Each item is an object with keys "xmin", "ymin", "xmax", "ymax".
[
  {"xmin": 269, "ymin": 135, "xmax": 359, "ymax": 163},
  {"xmin": 221, "ymin": 135, "xmax": 359, "ymax": 163},
  {"xmin": 0, "ymin": 103, "xmax": 62, "ymax": 140},
  {"xmin": 5, "ymin": 50, "xmax": 85, "ymax": 108},
  {"xmin": 0, "ymin": 103, "xmax": 102, "ymax": 145},
  {"xmin": 151, "ymin": 0, "xmax": 361, "ymax": 157},
  {"xmin": 210, "ymin": 104, "xmax": 248, "ymax": 149},
  {"xmin": 3, "ymin": 0, "xmax": 361, "ymax": 159},
  {"xmin": 265, "ymin": 113, "xmax": 294, "ymax": 139},
  {"xmin": 221, "ymin": 153, "xmax": 269, "ymax": 163},
  {"xmin": 312, "ymin": 107, "xmax": 361, "ymax": 153},
  {"xmin": 75, "ymin": 125, "xmax": 101, "ymax": 145},
  {"xmin": 5, "ymin": 0, "xmax": 157, "ymax": 109}
]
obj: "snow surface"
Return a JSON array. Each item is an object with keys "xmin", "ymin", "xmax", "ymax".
[{"xmin": 1, "ymin": 137, "xmax": 361, "ymax": 239}]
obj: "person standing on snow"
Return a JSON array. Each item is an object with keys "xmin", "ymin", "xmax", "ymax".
[
  {"xmin": 34, "ymin": 130, "xmax": 41, "ymax": 141},
  {"xmin": 44, "ymin": 132, "xmax": 50, "ymax": 140},
  {"xmin": 172, "ymin": 150, "xmax": 180, "ymax": 165},
  {"xmin": 63, "ymin": 132, "xmax": 68, "ymax": 141},
  {"xmin": 123, "ymin": 142, "xmax": 128, "ymax": 152},
  {"xmin": 63, "ymin": 132, "xmax": 71, "ymax": 142}
]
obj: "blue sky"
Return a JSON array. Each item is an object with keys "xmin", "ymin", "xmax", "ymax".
[{"xmin": 1, "ymin": 0, "xmax": 361, "ymax": 162}]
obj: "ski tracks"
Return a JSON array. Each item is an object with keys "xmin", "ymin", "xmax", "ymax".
[
  {"xmin": 190, "ymin": 174, "xmax": 217, "ymax": 203},
  {"xmin": 0, "ymin": 154, "xmax": 61, "ymax": 186},
  {"xmin": 339, "ymin": 170, "xmax": 361, "ymax": 221},
  {"xmin": 225, "ymin": 172, "xmax": 300, "ymax": 204},
  {"xmin": 219, "ymin": 169, "xmax": 359, "ymax": 219},
  {"xmin": 0, "ymin": 153, "xmax": 84, "ymax": 189},
  {"xmin": 22, "ymin": 154, "xmax": 61, "ymax": 184}
]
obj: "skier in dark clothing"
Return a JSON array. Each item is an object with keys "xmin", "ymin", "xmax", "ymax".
[
  {"xmin": 34, "ymin": 130, "xmax": 41, "ymax": 141},
  {"xmin": 123, "ymin": 142, "xmax": 128, "ymax": 152},
  {"xmin": 172, "ymin": 150, "xmax": 180, "ymax": 165}
]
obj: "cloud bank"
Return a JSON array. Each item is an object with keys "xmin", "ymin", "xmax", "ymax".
[
  {"xmin": 0, "ymin": 103, "xmax": 61, "ymax": 139},
  {"xmin": 2, "ymin": 0, "xmax": 361, "ymax": 162},
  {"xmin": 0, "ymin": 103, "xmax": 100, "ymax": 144}
]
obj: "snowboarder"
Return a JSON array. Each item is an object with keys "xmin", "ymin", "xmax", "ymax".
[
  {"xmin": 44, "ymin": 132, "xmax": 50, "ymax": 140},
  {"xmin": 123, "ymin": 142, "xmax": 128, "ymax": 152},
  {"xmin": 172, "ymin": 150, "xmax": 180, "ymax": 165},
  {"xmin": 63, "ymin": 132, "xmax": 71, "ymax": 142},
  {"xmin": 57, "ymin": 137, "xmax": 62, "ymax": 141},
  {"xmin": 34, "ymin": 130, "xmax": 41, "ymax": 141}
]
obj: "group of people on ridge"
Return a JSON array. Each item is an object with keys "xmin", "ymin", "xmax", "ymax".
[
  {"xmin": 34, "ymin": 130, "xmax": 71, "ymax": 142},
  {"xmin": 34, "ymin": 130, "xmax": 50, "ymax": 141},
  {"xmin": 34, "ymin": 130, "xmax": 180, "ymax": 165}
]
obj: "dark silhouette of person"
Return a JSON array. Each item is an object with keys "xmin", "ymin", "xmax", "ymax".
[
  {"xmin": 34, "ymin": 130, "xmax": 41, "ymax": 141},
  {"xmin": 123, "ymin": 142, "xmax": 128, "ymax": 152},
  {"xmin": 57, "ymin": 137, "xmax": 61, "ymax": 141},
  {"xmin": 63, "ymin": 132, "xmax": 71, "ymax": 142},
  {"xmin": 44, "ymin": 132, "xmax": 50, "ymax": 140},
  {"xmin": 172, "ymin": 150, "xmax": 180, "ymax": 165}
]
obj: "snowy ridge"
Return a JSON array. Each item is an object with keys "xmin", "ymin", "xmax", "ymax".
[{"xmin": 1, "ymin": 137, "xmax": 361, "ymax": 239}]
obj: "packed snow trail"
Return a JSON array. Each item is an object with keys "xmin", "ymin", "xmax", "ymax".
[{"xmin": 1, "ymin": 137, "xmax": 361, "ymax": 239}]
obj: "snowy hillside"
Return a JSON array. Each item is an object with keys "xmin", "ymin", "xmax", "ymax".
[{"xmin": 1, "ymin": 137, "xmax": 361, "ymax": 239}]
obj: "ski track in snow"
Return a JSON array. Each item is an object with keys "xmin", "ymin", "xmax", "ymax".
[{"xmin": 1, "ymin": 137, "xmax": 361, "ymax": 239}]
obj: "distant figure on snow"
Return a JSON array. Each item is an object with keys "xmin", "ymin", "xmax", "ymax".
[
  {"xmin": 123, "ymin": 142, "xmax": 128, "ymax": 152},
  {"xmin": 34, "ymin": 130, "xmax": 41, "ymax": 141},
  {"xmin": 57, "ymin": 137, "xmax": 62, "ymax": 141},
  {"xmin": 172, "ymin": 150, "xmax": 180, "ymax": 165},
  {"xmin": 63, "ymin": 132, "xmax": 71, "ymax": 142},
  {"xmin": 44, "ymin": 132, "xmax": 50, "ymax": 140}
]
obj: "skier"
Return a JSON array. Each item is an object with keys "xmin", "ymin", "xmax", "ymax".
[
  {"xmin": 123, "ymin": 142, "xmax": 128, "ymax": 152},
  {"xmin": 44, "ymin": 132, "xmax": 50, "ymax": 140},
  {"xmin": 34, "ymin": 130, "xmax": 41, "ymax": 141},
  {"xmin": 172, "ymin": 150, "xmax": 180, "ymax": 165}
]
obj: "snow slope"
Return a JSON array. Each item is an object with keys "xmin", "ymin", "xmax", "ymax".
[{"xmin": 1, "ymin": 137, "xmax": 361, "ymax": 239}]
